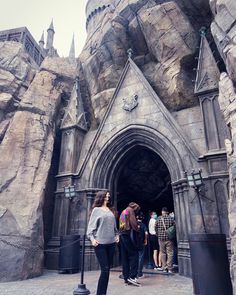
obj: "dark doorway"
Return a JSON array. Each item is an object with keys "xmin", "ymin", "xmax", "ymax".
[{"xmin": 115, "ymin": 146, "xmax": 174, "ymax": 218}]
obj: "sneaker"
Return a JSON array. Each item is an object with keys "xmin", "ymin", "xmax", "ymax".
[
  {"xmin": 163, "ymin": 268, "xmax": 168, "ymax": 273},
  {"xmin": 157, "ymin": 266, "xmax": 163, "ymax": 271},
  {"xmin": 168, "ymin": 270, "xmax": 174, "ymax": 274},
  {"xmin": 138, "ymin": 274, "xmax": 145, "ymax": 279},
  {"xmin": 134, "ymin": 278, "xmax": 141, "ymax": 284},
  {"xmin": 127, "ymin": 278, "xmax": 141, "ymax": 287}
]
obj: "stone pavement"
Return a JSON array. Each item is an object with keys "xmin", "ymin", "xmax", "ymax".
[{"xmin": 0, "ymin": 270, "xmax": 193, "ymax": 295}]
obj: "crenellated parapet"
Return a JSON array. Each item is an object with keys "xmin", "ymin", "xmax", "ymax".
[{"xmin": 85, "ymin": 0, "xmax": 116, "ymax": 29}]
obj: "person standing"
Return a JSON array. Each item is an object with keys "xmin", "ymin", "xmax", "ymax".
[
  {"xmin": 148, "ymin": 211, "xmax": 161, "ymax": 269},
  {"xmin": 119, "ymin": 202, "xmax": 141, "ymax": 287},
  {"xmin": 137, "ymin": 212, "xmax": 148, "ymax": 278},
  {"xmin": 155, "ymin": 207, "xmax": 175, "ymax": 273},
  {"xmin": 87, "ymin": 191, "xmax": 119, "ymax": 295}
]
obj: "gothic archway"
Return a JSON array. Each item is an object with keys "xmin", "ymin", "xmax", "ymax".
[
  {"xmin": 88, "ymin": 125, "xmax": 192, "ymax": 276},
  {"xmin": 89, "ymin": 125, "xmax": 185, "ymax": 189}
]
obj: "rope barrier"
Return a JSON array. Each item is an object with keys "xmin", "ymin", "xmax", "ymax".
[{"xmin": 0, "ymin": 236, "xmax": 84, "ymax": 254}]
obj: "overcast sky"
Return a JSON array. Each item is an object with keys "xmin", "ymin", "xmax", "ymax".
[{"xmin": 0, "ymin": 0, "xmax": 88, "ymax": 57}]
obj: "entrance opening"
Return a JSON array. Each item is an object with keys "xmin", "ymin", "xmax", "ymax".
[
  {"xmin": 115, "ymin": 146, "xmax": 174, "ymax": 218},
  {"xmin": 113, "ymin": 146, "xmax": 177, "ymax": 270}
]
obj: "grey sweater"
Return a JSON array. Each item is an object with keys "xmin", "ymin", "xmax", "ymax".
[{"xmin": 87, "ymin": 207, "xmax": 119, "ymax": 244}]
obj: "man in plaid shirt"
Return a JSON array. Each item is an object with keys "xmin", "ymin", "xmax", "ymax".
[{"xmin": 155, "ymin": 207, "xmax": 175, "ymax": 273}]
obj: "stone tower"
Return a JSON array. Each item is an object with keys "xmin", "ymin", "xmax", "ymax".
[
  {"xmin": 46, "ymin": 20, "xmax": 55, "ymax": 50},
  {"xmin": 85, "ymin": 0, "xmax": 116, "ymax": 34}
]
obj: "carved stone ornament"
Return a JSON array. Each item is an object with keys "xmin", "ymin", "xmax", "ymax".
[
  {"xmin": 225, "ymin": 138, "xmax": 234, "ymax": 156},
  {"xmin": 122, "ymin": 94, "xmax": 138, "ymax": 112}
]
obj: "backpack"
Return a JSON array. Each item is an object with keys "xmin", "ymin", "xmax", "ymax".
[{"xmin": 119, "ymin": 209, "xmax": 129, "ymax": 231}]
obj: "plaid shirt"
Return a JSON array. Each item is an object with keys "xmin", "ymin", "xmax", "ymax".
[{"xmin": 155, "ymin": 215, "xmax": 175, "ymax": 241}]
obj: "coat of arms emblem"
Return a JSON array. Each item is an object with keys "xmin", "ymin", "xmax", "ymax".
[{"xmin": 122, "ymin": 94, "xmax": 139, "ymax": 112}]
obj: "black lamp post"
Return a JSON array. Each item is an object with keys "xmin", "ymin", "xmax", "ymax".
[
  {"xmin": 73, "ymin": 234, "xmax": 90, "ymax": 295},
  {"xmin": 72, "ymin": 188, "xmax": 90, "ymax": 295},
  {"xmin": 184, "ymin": 169, "xmax": 209, "ymax": 233}
]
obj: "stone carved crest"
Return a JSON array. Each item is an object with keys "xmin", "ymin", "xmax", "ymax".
[{"xmin": 122, "ymin": 94, "xmax": 138, "ymax": 112}]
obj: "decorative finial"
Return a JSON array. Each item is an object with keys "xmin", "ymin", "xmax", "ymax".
[
  {"xmin": 127, "ymin": 48, "xmax": 133, "ymax": 59},
  {"xmin": 199, "ymin": 27, "xmax": 206, "ymax": 37}
]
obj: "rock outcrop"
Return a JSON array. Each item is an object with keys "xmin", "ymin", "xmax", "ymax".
[
  {"xmin": 210, "ymin": 1, "xmax": 236, "ymax": 292},
  {"xmin": 0, "ymin": 49, "xmax": 76, "ymax": 281},
  {"xmin": 79, "ymin": 0, "xmax": 212, "ymax": 123},
  {"xmin": 0, "ymin": 42, "xmax": 37, "ymax": 143},
  {"xmin": 218, "ymin": 73, "xmax": 236, "ymax": 292}
]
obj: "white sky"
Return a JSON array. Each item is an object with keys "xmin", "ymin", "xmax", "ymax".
[{"xmin": 0, "ymin": 0, "xmax": 88, "ymax": 57}]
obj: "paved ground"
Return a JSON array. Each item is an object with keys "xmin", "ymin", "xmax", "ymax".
[{"xmin": 0, "ymin": 270, "xmax": 193, "ymax": 295}]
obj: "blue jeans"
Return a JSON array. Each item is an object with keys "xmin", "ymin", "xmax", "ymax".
[
  {"xmin": 138, "ymin": 247, "xmax": 145, "ymax": 276},
  {"xmin": 94, "ymin": 243, "xmax": 116, "ymax": 295}
]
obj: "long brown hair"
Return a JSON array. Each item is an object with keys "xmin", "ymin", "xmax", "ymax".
[{"xmin": 92, "ymin": 191, "xmax": 110, "ymax": 209}]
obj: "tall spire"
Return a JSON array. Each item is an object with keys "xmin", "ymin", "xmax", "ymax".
[
  {"xmin": 46, "ymin": 19, "xmax": 55, "ymax": 50},
  {"xmin": 39, "ymin": 31, "xmax": 45, "ymax": 49},
  {"xmin": 61, "ymin": 78, "xmax": 87, "ymax": 131},
  {"xmin": 194, "ymin": 27, "xmax": 220, "ymax": 94},
  {"xmin": 48, "ymin": 19, "xmax": 55, "ymax": 33},
  {"xmin": 69, "ymin": 34, "xmax": 76, "ymax": 61}
]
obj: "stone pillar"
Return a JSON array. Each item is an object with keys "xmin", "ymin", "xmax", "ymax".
[
  {"xmin": 83, "ymin": 189, "xmax": 100, "ymax": 271},
  {"xmin": 86, "ymin": 190, "xmax": 96, "ymax": 224},
  {"xmin": 172, "ymin": 179, "xmax": 192, "ymax": 277},
  {"xmin": 45, "ymin": 78, "xmax": 88, "ymax": 270}
]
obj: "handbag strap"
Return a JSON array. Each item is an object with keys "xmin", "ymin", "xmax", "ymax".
[{"xmin": 161, "ymin": 217, "xmax": 167, "ymax": 231}]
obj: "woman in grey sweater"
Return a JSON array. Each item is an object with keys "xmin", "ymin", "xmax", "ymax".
[{"xmin": 87, "ymin": 191, "xmax": 119, "ymax": 295}]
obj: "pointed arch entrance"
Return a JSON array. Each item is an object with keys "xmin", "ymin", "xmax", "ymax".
[
  {"xmin": 114, "ymin": 145, "xmax": 174, "ymax": 217},
  {"xmin": 89, "ymin": 125, "xmax": 193, "ymax": 276}
]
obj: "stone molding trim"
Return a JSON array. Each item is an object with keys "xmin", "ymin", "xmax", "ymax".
[{"xmin": 88, "ymin": 125, "xmax": 185, "ymax": 188}]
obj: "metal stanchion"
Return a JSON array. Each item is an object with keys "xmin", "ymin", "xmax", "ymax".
[
  {"xmin": 73, "ymin": 234, "xmax": 90, "ymax": 295},
  {"xmin": 146, "ymin": 233, "xmax": 153, "ymax": 269},
  {"xmin": 146, "ymin": 214, "xmax": 153, "ymax": 269}
]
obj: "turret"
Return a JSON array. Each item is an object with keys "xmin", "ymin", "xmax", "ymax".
[
  {"xmin": 39, "ymin": 31, "xmax": 45, "ymax": 50},
  {"xmin": 85, "ymin": 0, "xmax": 116, "ymax": 32},
  {"xmin": 46, "ymin": 19, "xmax": 55, "ymax": 50}
]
